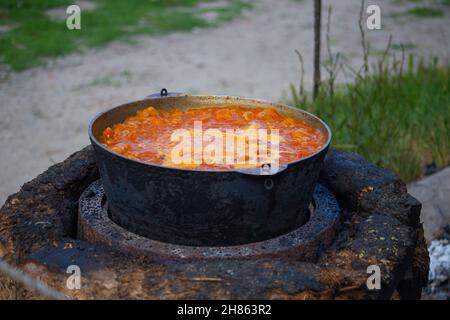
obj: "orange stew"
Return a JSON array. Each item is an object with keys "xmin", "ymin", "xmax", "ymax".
[{"xmin": 100, "ymin": 106, "xmax": 326, "ymax": 170}]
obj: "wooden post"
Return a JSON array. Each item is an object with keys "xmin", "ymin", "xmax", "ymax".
[{"xmin": 313, "ymin": 0, "xmax": 322, "ymax": 100}]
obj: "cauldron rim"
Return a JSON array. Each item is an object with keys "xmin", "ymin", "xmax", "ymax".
[{"xmin": 88, "ymin": 94, "xmax": 332, "ymax": 174}]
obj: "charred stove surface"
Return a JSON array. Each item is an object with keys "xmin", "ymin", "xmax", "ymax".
[
  {"xmin": 0, "ymin": 147, "xmax": 429, "ymax": 299},
  {"xmin": 77, "ymin": 180, "xmax": 340, "ymax": 261}
]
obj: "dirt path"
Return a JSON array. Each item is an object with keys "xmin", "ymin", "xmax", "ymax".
[{"xmin": 0, "ymin": 0, "xmax": 449, "ymax": 203}]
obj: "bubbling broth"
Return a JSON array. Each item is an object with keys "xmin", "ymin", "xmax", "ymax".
[{"xmin": 100, "ymin": 106, "xmax": 327, "ymax": 170}]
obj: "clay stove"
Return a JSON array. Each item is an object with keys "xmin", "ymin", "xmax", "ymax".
[{"xmin": 0, "ymin": 147, "xmax": 429, "ymax": 299}]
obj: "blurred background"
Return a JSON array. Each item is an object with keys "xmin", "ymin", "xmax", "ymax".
[{"xmin": 0, "ymin": 0, "xmax": 449, "ymax": 298}]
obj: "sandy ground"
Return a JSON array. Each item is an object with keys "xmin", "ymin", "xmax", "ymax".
[{"xmin": 0, "ymin": 0, "xmax": 449, "ymax": 204}]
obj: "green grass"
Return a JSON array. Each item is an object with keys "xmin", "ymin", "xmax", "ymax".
[
  {"xmin": 0, "ymin": 0, "xmax": 252, "ymax": 71},
  {"xmin": 406, "ymin": 6, "xmax": 444, "ymax": 17},
  {"xmin": 392, "ymin": 42, "xmax": 417, "ymax": 50},
  {"xmin": 405, "ymin": 0, "xmax": 450, "ymax": 7},
  {"xmin": 212, "ymin": 0, "xmax": 253, "ymax": 23},
  {"xmin": 289, "ymin": 61, "xmax": 450, "ymax": 182}
]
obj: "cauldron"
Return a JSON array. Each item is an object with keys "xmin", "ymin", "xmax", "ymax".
[{"xmin": 89, "ymin": 91, "xmax": 331, "ymax": 246}]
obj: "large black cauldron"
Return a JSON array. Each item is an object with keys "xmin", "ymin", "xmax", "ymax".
[{"xmin": 89, "ymin": 91, "xmax": 331, "ymax": 246}]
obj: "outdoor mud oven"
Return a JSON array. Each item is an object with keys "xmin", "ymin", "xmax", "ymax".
[{"xmin": 0, "ymin": 92, "xmax": 429, "ymax": 300}]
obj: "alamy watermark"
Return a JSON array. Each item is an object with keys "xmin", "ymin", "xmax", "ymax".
[
  {"xmin": 366, "ymin": 265, "xmax": 381, "ymax": 290},
  {"xmin": 170, "ymin": 121, "xmax": 280, "ymax": 174},
  {"xmin": 66, "ymin": 5, "xmax": 81, "ymax": 30},
  {"xmin": 366, "ymin": 5, "xmax": 382, "ymax": 30},
  {"xmin": 66, "ymin": 265, "xmax": 81, "ymax": 290}
]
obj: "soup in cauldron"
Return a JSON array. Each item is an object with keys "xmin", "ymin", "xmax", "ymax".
[{"xmin": 100, "ymin": 106, "xmax": 326, "ymax": 170}]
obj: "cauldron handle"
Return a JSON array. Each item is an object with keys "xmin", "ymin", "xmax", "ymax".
[
  {"xmin": 236, "ymin": 164, "xmax": 288, "ymax": 191},
  {"xmin": 237, "ymin": 163, "xmax": 288, "ymax": 176},
  {"xmin": 145, "ymin": 88, "xmax": 185, "ymax": 99}
]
